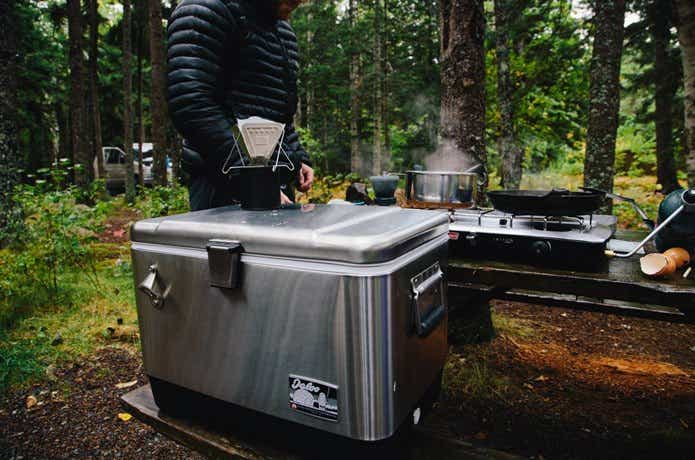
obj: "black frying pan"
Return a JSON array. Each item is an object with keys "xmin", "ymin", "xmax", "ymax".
[{"xmin": 487, "ymin": 189, "xmax": 606, "ymax": 216}]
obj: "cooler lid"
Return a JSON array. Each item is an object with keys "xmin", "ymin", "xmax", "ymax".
[{"xmin": 131, "ymin": 204, "xmax": 449, "ymax": 264}]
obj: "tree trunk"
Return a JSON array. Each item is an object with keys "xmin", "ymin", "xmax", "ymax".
[
  {"xmin": 583, "ymin": 0, "xmax": 626, "ymax": 211},
  {"xmin": 55, "ymin": 102, "xmax": 68, "ymax": 166},
  {"xmin": 88, "ymin": 0, "xmax": 104, "ymax": 180},
  {"xmin": 439, "ymin": 0, "xmax": 487, "ymax": 198},
  {"xmin": 675, "ymin": 0, "xmax": 695, "ymax": 187},
  {"xmin": 1, "ymin": 0, "xmax": 20, "ymax": 236},
  {"xmin": 349, "ymin": 0, "xmax": 362, "ymax": 175},
  {"xmin": 652, "ymin": 0, "xmax": 679, "ymax": 194},
  {"xmin": 124, "ymin": 0, "xmax": 136, "ymax": 202},
  {"xmin": 495, "ymin": 0, "xmax": 522, "ymax": 189},
  {"xmin": 148, "ymin": 0, "xmax": 168, "ymax": 186},
  {"xmin": 136, "ymin": 0, "xmax": 146, "ymax": 186},
  {"xmin": 305, "ymin": 2, "xmax": 314, "ymax": 131},
  {"xmin": 373, "ymin": 0, "xmax": 386, "ymax": 175},
  {"xmin": 67, "ymin": 0, "xmax": 91, "ymax": 186}
]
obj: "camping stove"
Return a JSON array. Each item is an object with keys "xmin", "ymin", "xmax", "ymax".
[{"xmin": 448, "ymin": 209, "xmax": 618, "ymax": 269}]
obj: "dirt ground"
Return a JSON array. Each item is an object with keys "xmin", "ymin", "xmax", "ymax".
[{"xmin": 2, "ymin": 301, "xmax": 694, "ymax": 459}]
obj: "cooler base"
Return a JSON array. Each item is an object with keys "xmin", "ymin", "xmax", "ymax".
[{"xmin": 149, "ymin": 372, "xmax": 442, "ymax": 455}]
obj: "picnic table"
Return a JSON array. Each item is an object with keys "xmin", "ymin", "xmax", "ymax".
[{"xmin": 446, "ymin": 231, "xmax": 695, "ymax": 323}]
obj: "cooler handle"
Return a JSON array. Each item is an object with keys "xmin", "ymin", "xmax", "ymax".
[{"xmin": 410, "ymin": 263, "xmax": 446, "ymax": 337}]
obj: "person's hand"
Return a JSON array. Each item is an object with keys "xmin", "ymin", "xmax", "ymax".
[
  {"xmin": 281, "ymin": 191, "xmax": 293, "ymax": 205},
  {"xmin": 297, "ymin": 163, "xmax": 314, "ymax": 192}
]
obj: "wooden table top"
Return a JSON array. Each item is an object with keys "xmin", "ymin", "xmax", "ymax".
[{"xmin": 447, "ymin": 231, "xmax": 695, "ymax": 313}]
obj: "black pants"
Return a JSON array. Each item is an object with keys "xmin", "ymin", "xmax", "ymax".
[{"xmin": 188, "ymin": 174, "xmax": 295, "ymax": 211}]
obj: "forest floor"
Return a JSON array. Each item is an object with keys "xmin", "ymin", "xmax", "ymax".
[
  {"xmin": 1, "ymin": 301, "xmax": 694, "ymax": 459},
  {"xmin": 2, "ymin": 176, "xmax": 695, "ymax": 459}
]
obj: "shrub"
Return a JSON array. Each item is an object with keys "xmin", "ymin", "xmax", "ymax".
[
  {"xmin": 0, "ymin": 184, "xmax": 104, "ymax": 328},
  {"xmin": 135, "ymin": 184, "xmax": 190, "ymax": 218}
]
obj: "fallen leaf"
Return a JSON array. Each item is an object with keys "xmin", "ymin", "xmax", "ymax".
[
  {"xmin": 113, "ymin": 229, "xmax": 126, "ymax": 238},
  {"xmin": 115, "ymin": 380, "xmax": 138, "ymax": 390},
  {"xmin": 534, "ymin": 375, "xmax": 549, "ymax": 382},
  {"xmin": 474, "ymin": 431, "xmax": 488, "ymax": 441},
  {"xmin": 681, "ymin": 419, "xmax": 689, "ymax": 429},
  {"xmin": 26, "ymin": 395, "xmax": 37, "ymax": 409},
  {"xmin": 118, "ymin": 412, "xmax": 132, "ymax": 422}
]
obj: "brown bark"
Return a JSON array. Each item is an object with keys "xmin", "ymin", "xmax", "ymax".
[
  {"xmin": 1, "ymin": 0, "xmax": 20, "ymax": 236},
  {"xmin": 495, "ymin": 0, "xmax": 522, "ymax": 190},
  {"xmin": 675, "ymin": 0, "xmax": 695, "ymax": 187},
  {"xmin": 306, "ymin": 2, "xmax": 314, "ymax": 131},
  {"xmin": 349, "ymin": 0, "xmax": 362, "ymax": 175},
  {"xmin": 583, "ymin": 0, "xmax": 626, "ymax": 212},
  {"xmin": 124, "ymin": 0, "xmax": 135, "ymax": 202},
  {"xmin": 439, "ymin": 0, "xmax": 487, "ymax": 197},
  {"xmin": 148, "ymin": 0, "xmax": 168, "ymax": 186},
  {"xmin": 88, "ymin": 0, "xmax": 104, "ymax": 180},
  {"xmin": 68, "ymin": 0, "xmax": 91, "ymax": 186},
  {"xmin": 136, "ymin": 0, "xmax": 146, "ymax": 186},
  {"xmin": 652, "ymin": 0, "xmax": 680, "ymax": 194}
]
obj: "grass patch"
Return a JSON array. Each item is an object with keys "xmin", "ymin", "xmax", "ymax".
[
  {"xmin": 0, "ymin": 249, "xmax": 137, "ymax": 393},
  {"xmin": 443, "ymin": 351, "xmax": 509, "ymax": 402},
  {"xmin": 492, "ymin": 312, "xmax": 538, "ymax": 339}
]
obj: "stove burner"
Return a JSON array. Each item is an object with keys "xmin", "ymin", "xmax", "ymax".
[{"xmin": 448, "ymin": 208, "xmax": 618, "ymax": 270}]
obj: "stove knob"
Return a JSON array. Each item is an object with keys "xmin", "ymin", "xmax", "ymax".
[{"xmin": 531, "ymin": 240, "xmax": 552, "ymax": 258}]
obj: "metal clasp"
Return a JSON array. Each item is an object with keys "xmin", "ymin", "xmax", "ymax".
[
  {"xmin": 207, "ymin": 240, "xmax": 243, "ymax": 289},
  {"xmin": 138, "ymin": 264, "xmax": 169, "ymax": 309}
]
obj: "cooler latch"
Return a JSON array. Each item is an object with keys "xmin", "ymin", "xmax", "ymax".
[{"xmin": 206, "ymin": 240, "xmax": 243, "ymax": 289}]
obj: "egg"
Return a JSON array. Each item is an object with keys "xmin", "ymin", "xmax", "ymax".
[{"xmin": 663, "ymin": 247, "xmax": 691, "ymax": 269}]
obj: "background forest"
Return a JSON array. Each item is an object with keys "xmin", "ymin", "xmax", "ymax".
[{"xmin": 2, "ymin": 0, "xmax": 692, "ymax": 191}]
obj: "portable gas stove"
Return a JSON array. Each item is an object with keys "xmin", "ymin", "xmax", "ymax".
[{"xmin": 448, "ymin": 209, "xmax": 618, "ymax": 270}]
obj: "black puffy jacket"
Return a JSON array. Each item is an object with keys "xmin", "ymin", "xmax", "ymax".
[{"xmin": 167, "ymin": 0, "xmax": 309, "ymax": 189}]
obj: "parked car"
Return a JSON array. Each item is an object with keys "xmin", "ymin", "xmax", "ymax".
[{"xmin": 94, "ymin": 144, "xmax": 171, "ymax": 194}]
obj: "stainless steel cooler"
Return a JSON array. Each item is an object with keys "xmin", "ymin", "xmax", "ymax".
[{"xmin": 131, "ymin": 204, "xmax": 450, "ymax": 441}]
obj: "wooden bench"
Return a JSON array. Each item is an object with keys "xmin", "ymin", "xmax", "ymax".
[{"xmin": 121, "ymin": 385, "xmax": 522, "ymax": 460}]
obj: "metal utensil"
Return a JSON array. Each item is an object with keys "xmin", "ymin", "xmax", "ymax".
[
  {"xmin": 606, "ymin": 189, "xmax": 695, "ymax": 258},
  {"xmin": 580, "ymin": 186, "xmax": 655, "ymax": 230},
  {"xmin": 404, "ymin": 167, "xmax": 484, "ymax": 208}
]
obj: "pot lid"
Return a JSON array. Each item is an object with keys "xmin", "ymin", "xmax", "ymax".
[{"xmin": 131, "ymin": 204, "xmax": 449, "ymax": 264}]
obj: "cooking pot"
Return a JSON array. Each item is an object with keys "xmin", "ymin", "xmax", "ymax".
[{"xmin": 405, "ymin": 165, "xmax": 484, "ymax": 208}]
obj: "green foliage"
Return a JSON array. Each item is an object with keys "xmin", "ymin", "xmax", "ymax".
[
  {"xmin": 0, "ymin": 187, "xmax": 106, "ymax": 329},
  {"xmin": 615, "ymin": 120, "xmax": 657, "ymax": 177},
  {"xmin": 134, "ymin": 185, "xmax": 190, "ymax": 218}
]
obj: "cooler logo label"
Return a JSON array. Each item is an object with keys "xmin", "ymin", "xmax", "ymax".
[
  {"xmin": 289, "ymin": 374, "xmax": 338, "ymax": 422},
  {"xmin": 448, "ymin": 231, "xmax": 460, "ymax": 241}
]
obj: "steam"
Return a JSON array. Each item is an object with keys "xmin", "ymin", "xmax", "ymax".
[{"xmin": 423, "ymin": 139, "xmax": 473, "ymax": 172}]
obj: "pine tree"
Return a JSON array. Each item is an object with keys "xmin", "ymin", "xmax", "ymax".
[
  {"xmin": 148, "ymin": 0, "xmax": 168, "ymax": 186},
  {"xmin": 439, "ymin": 0, "xmax": 487, "ymax": 195},
  {"xmin": 495, "ymin": 0, "xmax": 522, "ymax": 189},
  {"xmin": 584, "ymin": 0, "xmax": 626, "ymax": 210},
  {"xmin": 675, "ymin": 0, "xmax": 695, "ymax": 187},
  {"xmin": 124, "ymin": 0, "xmax": 135, "ymax": 202},
  {"xmin": 67, "ymin": 0, "xmax": 91, "ymax": 185},
  {"xmin": 1, "ymin": 0, "xmax": 21, "ymax": 237}
]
